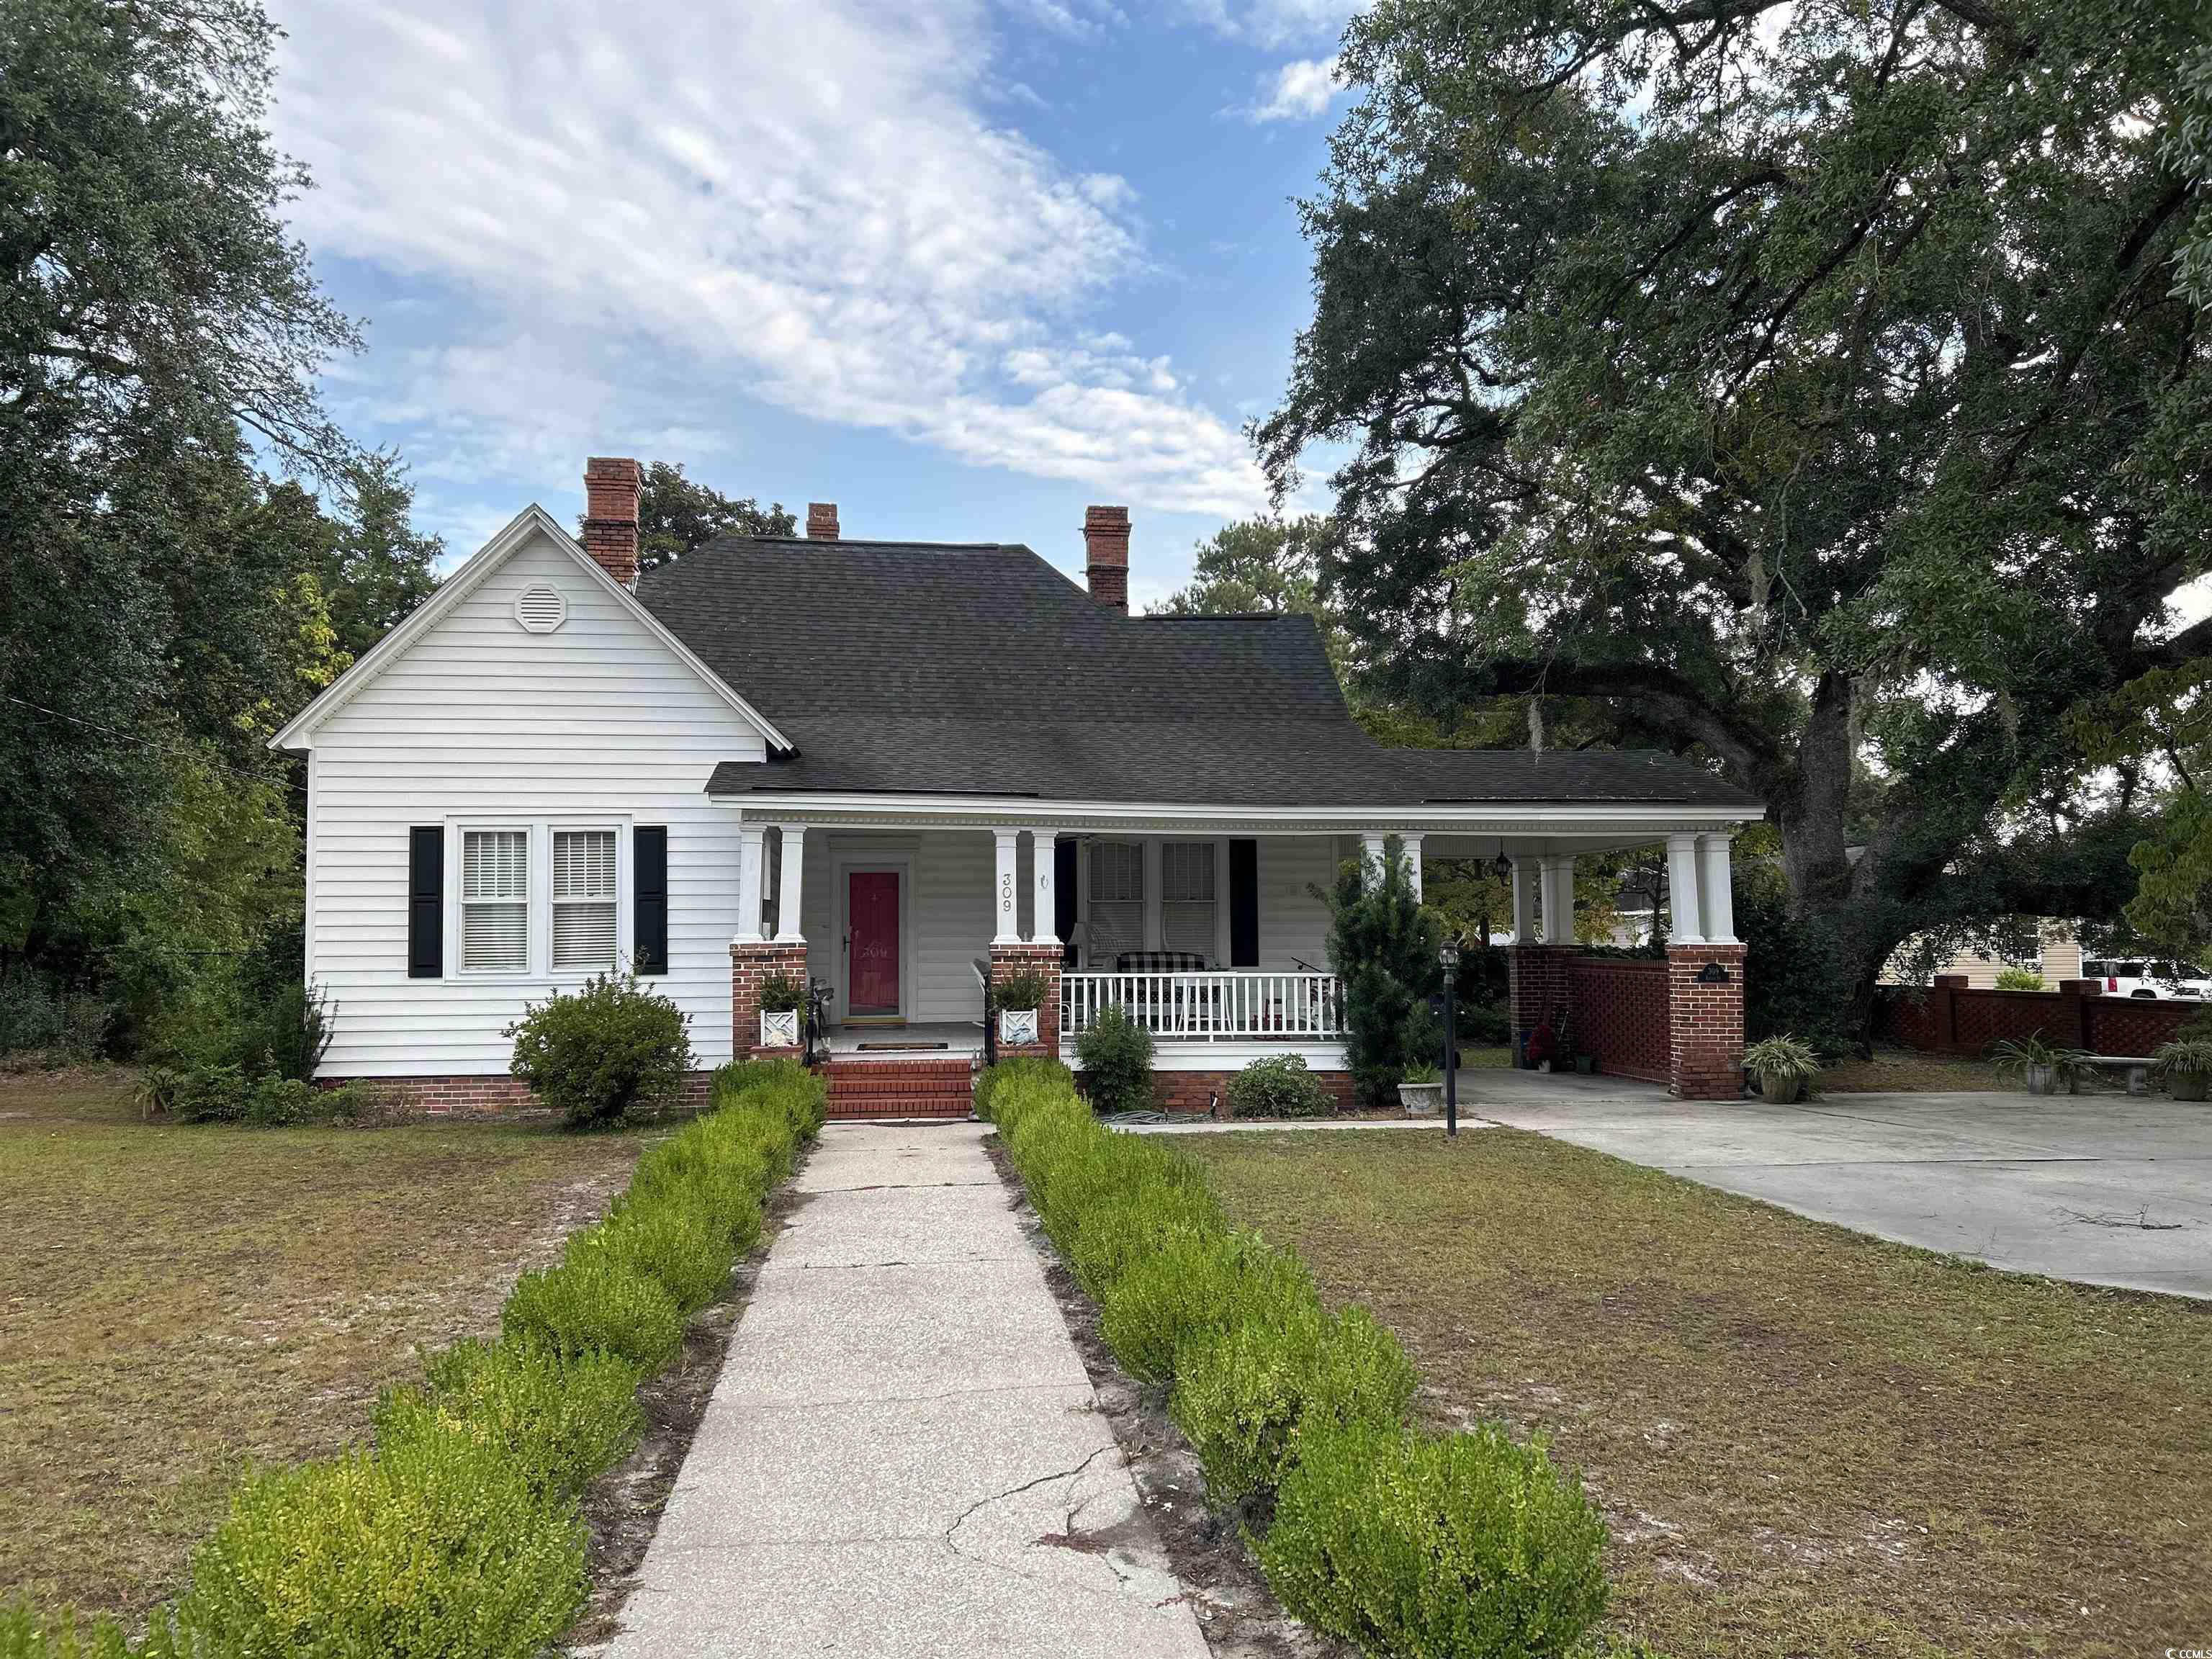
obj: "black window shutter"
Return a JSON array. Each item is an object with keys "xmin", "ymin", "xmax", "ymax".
[
  {"xmin": 634, "ymin": 827, "xmax": 669, "ymax": 976},
  {"xmin": 1054, "ymin": 837, "xmax": 1078, "ymax": 945},
  {"xmin": 407, "ymin": 827, "xmax": 443, "ymax": 979},
  {"xmin": 1229, "ymin": 839, "xmax": 1259, "ymax": 968}
]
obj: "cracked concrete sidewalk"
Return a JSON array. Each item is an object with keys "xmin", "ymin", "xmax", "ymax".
[{"xmin": 597, "ymin": 1121, "xmax": 1213, "ymax": 1658}]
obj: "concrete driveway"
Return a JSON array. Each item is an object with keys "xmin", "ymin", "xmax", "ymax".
[{"xmin": 1462, "ymin": 1070, "xmax": 2212, "ymax": 1300}]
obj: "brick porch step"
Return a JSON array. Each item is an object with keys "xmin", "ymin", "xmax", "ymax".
[{"xmin": 822, "ymin": 1058, "xmax": 974, "ymax": 1120}]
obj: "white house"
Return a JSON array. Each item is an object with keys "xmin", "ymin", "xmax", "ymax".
[{"xmin": 271, "ymin": 459, "xmax": 1764, "ymax": 1116}]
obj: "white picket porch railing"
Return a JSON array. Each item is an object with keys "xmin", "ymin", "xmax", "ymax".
[{"xmin": 1058, "ymin": 971, "xmax": 1343, "ymax": 1042}]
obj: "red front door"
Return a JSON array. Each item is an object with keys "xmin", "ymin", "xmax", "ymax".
[{"xmin": 848, "ymin": 871, "xmax": 901, "ymax": 1015}]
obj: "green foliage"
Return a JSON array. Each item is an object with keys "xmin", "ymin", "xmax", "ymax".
[
  {"xmin": 306, "ymin": 451, "xmax": 444, "ymax": 662},
  {"xmin": 1151, "ymin": 515, "xmax": 1352, "ymax": 674},
  {"xmin": 973, "ymin": 1056, "xmax": 1072, "ymax": 1123},
  {"xmin": 1318, "ymin": 837, "xmax": 1444, "ymax": 1104},
  {"xmin": 1994, "ymin": 967, "xmax": 2047, "ymax": 992},
  {"xmin": 374, "ymin": 1337, "xmax": 643, "ymax": 1503},
  {"xmin": 1227, "ymin": 1053, "xmax": 1335, "ymax": 1118},
  {"xmin": 506, "ymin": 972, "xmax": 693, "ymax": 1127},
  {"xmin": 566, "ymin": 1205, "xmax": 729, "ymax": 1316},
  {"xmin": 1261, "ymin": 0, "xmax": 2206, "ymax": 1038},
  {"xmin": 755, "ymin": 974, "xmax": 806, "ymax": 1014},
  {"xmin": 1100, "ymin": 1229, "xmax": 1319, "ymax": 1386},
  {"xmin": 0, "ymin": 1603, "xmax": 194, "ymax": 1659},
  {"xmin": 1989, "ymin": 1035, "xmax": 2095, "ymax": 1087},
  {"xmin": 992, "ymin": 968, "xmax": 1051, "ymax": 1010},
  {"xmin": 1065, "ymin": 1177, "xmax": 1223, "ymax": 1300},
  {"xmin": 1074, "ymin": 1004, "xmax": 1155, "ymax": 1113},
  {"xmin": 2151, "ymin": 1037, "xmax": 2212, "ymax": 1079},
  {"xmin": 1740, "ymin": 1036, "xmax": 1821, "ymax": 1087},
  {"xmin": 175, "ymin": 1434, "xmax": 585, "ymax": 1659},
  {"xmin": 502, "ymin": 1259, "xmax": 684, "ymax": 1376},
  {"xmin": 0, "ymin": 966, "xmax": 109, "ymax": 1061},
  {"xmin": 1171, "ymin": 1303, "xmax": 1417, "ymax": 1505},
  {"xmin": 1259, "ymin": 1420, "xmax": 1610, "ymax": 1659},
  {"xmin": 583, "ymin": 459, "xmax": 795, "ymax": 572}
]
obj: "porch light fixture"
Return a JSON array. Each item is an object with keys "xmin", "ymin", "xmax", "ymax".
[{"xmin": 1491, "ymin": 843, "xmax": 1512, "ymax": 884}]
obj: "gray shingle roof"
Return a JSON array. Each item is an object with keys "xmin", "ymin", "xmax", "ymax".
[{"xmin": 636, "ymin": 537, "xmax": 1761, "ymax": 810}]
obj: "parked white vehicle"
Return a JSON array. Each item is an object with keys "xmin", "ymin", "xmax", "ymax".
[{"xmin": 2083, "ymin": 958, "xmax": 2212, "ymax": 999}]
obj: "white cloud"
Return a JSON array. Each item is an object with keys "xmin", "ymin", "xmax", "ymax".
[
  {"xmin": 1171, "ymin": 0, "xmax": 1362, "ymax": 50},
  {"xmin": 1244, "ymin": 55, "xmax": 1341, "ymax": 122},
  {"xmin": 271, "ymin": 0, "xmax": 1265, "ymax": 517}
]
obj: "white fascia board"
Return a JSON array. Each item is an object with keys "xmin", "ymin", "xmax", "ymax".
[
  {"xmin": 267, "ymin": 504, "xmax": 790, "ymax": 753},
  {"xmin": 706, "ymin": 791, "xmax": 1764, "ymax": 835}
]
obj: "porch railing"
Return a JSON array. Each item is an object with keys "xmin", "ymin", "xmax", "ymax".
[{"xmin": 1059, "ymin": 971, "xmax": 1343, "ymax": 1042}]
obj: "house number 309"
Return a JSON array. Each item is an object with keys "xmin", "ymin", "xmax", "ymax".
[{"xmin": 1001, "ymin": 873, "xmax": 1014, "ymax": 914}]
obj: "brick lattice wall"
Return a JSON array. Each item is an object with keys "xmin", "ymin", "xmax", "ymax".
[
  {"xmin": 1668, "ymin": 943, "xmax": 1746, "ymax": 1100},
  {"xmin": 990, "ymin": 943, "xmax": 1064, "ymax": 1060},
  {"xmin": 1877, "ymin": 976, "xmax": 2192, "ymax": 1057},
  {"xmin": 732, "ymin": 939, "xmax": 811, "ymax": 1061},
  {"xmin": 1565, "ymin": 957, "xmax": 1671, "ymax": 1082}
]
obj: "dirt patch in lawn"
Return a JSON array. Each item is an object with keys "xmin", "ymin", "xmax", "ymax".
[
  {"xmin": 1817, "ymin": 1045, "xmax": 2009, "ymax": 1093},
  {"xmin": 0, "ymin": 1066, "xmax": 647, "ymax": 1621},
  {"xmin": 984, "ymin": 1137, "xmax": 1351, "ymax": 1659},
  {"xmin": 1179, "ymin": 1126, "xmax": 2212, "ymax": 1659}
]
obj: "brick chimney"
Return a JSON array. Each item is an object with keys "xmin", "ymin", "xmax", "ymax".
[
  {"xmin": 806, "ymin": 502, "xmax": 840, "ymax": 541},
  {"xmin": 581, "ymin": 457, "xmax": 641, "ymax": 587},
  {"xmin": 1083, "ymin": 505, "xmax": 1129, "ymax": 613}
]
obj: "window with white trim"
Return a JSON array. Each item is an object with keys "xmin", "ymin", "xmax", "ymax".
[
  {"xmin": 1087, "ymin": 840, "xmax": 1144, "ymax": 967},
  {"xmin": 461, "ymin": 829, "xmax": 530, "ymax": 972},
  {"xmin": 551, "ymin": 829, "xmax": 618, "ymax": 969},
  {"xmin": 1161, "ymin": 840, "xmax": 1217, "ymax": 961}
]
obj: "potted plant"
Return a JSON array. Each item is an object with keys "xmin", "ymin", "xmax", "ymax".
[
  {"xmin": 2152, "ymin": 1035, "xmax": 2212, "ymax": 1102},
  {"xmin": 1990, "ymin": 1033, "xmax": 2090, "ymax": 1096},
  {"xmin": 757, "ymin": 974, "xmax": 805, "ymax": 1049},
  {"xmin": 994, "ymin": 968, "xmax": 1049, "ymax": 1048},
  {"xmin": 1573, "ymin": 1048, "xmax": 1599, "ymax": 1076},
  {"xmin": 1398, "ymin": 1063, "xmax": 1444, "ymax": 1116},
  {"xmin": 1743, "ymin": 1034, "xmax": 1820, "ymax": 1104}
]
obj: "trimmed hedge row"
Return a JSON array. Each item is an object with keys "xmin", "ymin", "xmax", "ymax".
[
  {"xmin": 984, "ymin": 1061, "xmax": 1612, "ymax": 1659},
  {"xmin": 1, "ymin": 1058, "xmax": 826, "ymax": 1659}
]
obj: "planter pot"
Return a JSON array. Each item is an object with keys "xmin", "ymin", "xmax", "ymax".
[
  {"xmin": 1758, "ymin": 1071, "xmax": 1803, "ymax": 1105},
  {"xmin": 998, "ymin": 1007, "xmax": 1039, "ymax": 1047},
  {"xmin": 758, "ymin": 1008, "xmax": 800, "ymax": 1049},
  {"xmin": 1535, "ymin": 1058, "xmax": 1553, "ymax": 1074},
  {"xmin": 1573, "ymin": 1053, "xmax": 1598, "ymax": 1076},
  {"xmin": 2170, "ymin": 1070, "xmax": 2210, "ymax": 1102},
  {"xmin": 1398, "ymin": 1081, "xmax": 1444, "ymax": 1117},
  {"xmin": 2023, "ymin": 1063, "xmax": 2056, "ymax": 1097}
]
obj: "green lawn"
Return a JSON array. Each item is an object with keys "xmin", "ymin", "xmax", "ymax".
[
  {"xmin": 0, "ymin": 1068, "xmax": 644, "ymax": 1620},
  {"xmin": 1179, "ymin": 1127, "xmax": 2211, "ymax": 1659}
]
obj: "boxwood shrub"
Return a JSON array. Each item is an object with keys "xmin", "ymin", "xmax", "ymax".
[
  {"xmin": 374, "ymin": 1337, "xmax": 644, "ymax": 1501},
  {"xmin": 1100, "ymin": 1226, "xmax": 1318, "ymax": 1385},
  {"xmin": 1225, "ymin": 1053, "xmax": 1334, "ymax": 1119},
  {"xmin": 502, "ymin": 1256, "xmax": 685, "ymax": 1376}
]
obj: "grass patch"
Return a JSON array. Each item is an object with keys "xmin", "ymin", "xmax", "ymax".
[
  {"xmin": 0, "ymin": 1067, "xmax": 644, "ymax": 1621},
  {"xmin": 1179, "ymin": 1126, "xmax": 2212, "ymax": 1658}
]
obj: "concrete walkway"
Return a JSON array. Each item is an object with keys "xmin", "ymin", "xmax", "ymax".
[
  {"xmin": 602, "ymin": 1123, "xmax": 1210, "ymax": 1659},
  {"xmin": 1464, "ymin": 1070, "xmax": 2212, "ymax": 1299}
]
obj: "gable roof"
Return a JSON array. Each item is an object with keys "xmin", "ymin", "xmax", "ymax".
[
  {"xmin": 638, "ymin": 536, "xmax": 1762, "ymax": 811},
  {"xmin": 267, "ymin": 505, "xmax": 790, "ymax": 753}
]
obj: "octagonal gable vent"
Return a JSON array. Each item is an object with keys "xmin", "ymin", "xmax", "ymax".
[{"xmin": 513, "ymin": 583, "xmax": 567, "ymax": 634}]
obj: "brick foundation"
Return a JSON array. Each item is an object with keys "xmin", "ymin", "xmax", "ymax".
[
  {"xmin": 1145, "ymin": 1069, "xmax": 1357, "ymax": 1118},
  {"xmin": 1668, "ymin": 943, "xmax": 1746, "ymax": 1100},
  {"xmin": 732, "ymin": 938, "xmax": 811, "ymax": 1061},
  {"xmin": 323, "ymin": 1071, "xmax": 715, "ymax": 1119},
  {"xmin": 989, "ymin": 943, "xmax": 1064, "ymax": 1060}
]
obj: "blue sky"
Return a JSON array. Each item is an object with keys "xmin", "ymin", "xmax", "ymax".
[{"xmin": 266, "ymin": 0, "xmax": 1362, "ymax": 608}]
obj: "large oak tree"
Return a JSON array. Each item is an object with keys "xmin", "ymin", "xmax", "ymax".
[{"xmin": 1259, "ymin": 0, "xmax": 2211, "ymax": 1029}]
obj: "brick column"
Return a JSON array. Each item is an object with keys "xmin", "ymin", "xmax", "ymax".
[
  {"xmin": 1932, "ymin": 972, "xmax": 1967, "ymax": 1051},
  {"xmin": 1508, "ymin": 943, "xmax": 1573, "ymax": 1065},
  {"xmin": 1668, "ymin": 943, "xmax": 1746, "ymax": 1099},
  {"xmin": 2056, "ymin": 977, "xmax": 2103, "ymax": 1052},
  {"xmin": 731, "ymin": 940, "xmax": 810, "ymax": 1061},
  {"xmin": 989, "ymin": 943, "xmax": 1064, "ymax": 1061}
]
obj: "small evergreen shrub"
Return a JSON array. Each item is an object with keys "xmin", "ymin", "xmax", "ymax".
[
  {"xmin": 1993, "ymin": 966, "xmax": 2046, "ymax": 991},
  {"xmin": 1226, "ymin": 1053, "xmax": 1333, "ymax": 1119},
  {"xmin": 167, "ymin": 1062, "xmax": 253, "ymax": 1123},
  {"xmin": 177, "ymin": 1433, "xmax": 586, "ymax": 1659},
  {"xmin": 973, "ymin": 1056, "xmax": 1071, "ymax": 1123},
  {"xmin": 1171, "ymin": 1303, "xmax": 1416, "ymax": 1503},
  {"xmin": 243, "ymin": 1075, "xmax": 317, "ymax": 1126},
  {"xmin": 992, "ymin": 968, "xmax": 1050, "ymax": 1010},
  {"xmin": 374, "ymin": 1337, "xmax": 644, "ymax": 1501},
  {"xmin": 1100, "ymin": 1228, "xmax": 1319, "ymax": 1385},
  {"xmin": 1316, "ymin": 836, "xmax": 1446, "ymax": 1104},
  {"xmin": 567, "ymin": 1204, "xmax": 729, "ymax": 1315},
  {"xmin": 1259, "ymin": 1420, "xmax": 1610, "ymax": 1659},
  {"xmin": 502, "ymin": 1258, "xmax": 684, "ymax": 1375},
  {"xmin": 0, "ymin": 1602, "xmax": 192, "ymax": 1658},
  {"xmin": 755, "ymin": 974, "xmax": 806, "ymax": 1013},
  {"xmin": 506, "ymin": 971, "xmax": 693, "ymax": 1127},
  {"xmin": 1075, "ymin": 1005, "xmax": 1155, "ymax": 1113},
  {"xmin": 1066, "ymin": 1176, "xmax": 1223, "ymax": 1300}
]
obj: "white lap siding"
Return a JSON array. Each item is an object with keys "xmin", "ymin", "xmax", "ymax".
[
  {"xmin": 307, "ymin": 533, "xmax": 763, "ymax": 1076},
  {"xmin": 1256, "ymin": 835, "xmax": 1341, "ymax": 969}
]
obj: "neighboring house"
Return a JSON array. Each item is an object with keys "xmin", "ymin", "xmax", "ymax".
[
  {"xmin": 1880, "ymin": 920, "xmax": 2085, "ymax": 989},
  {"xmin": 271, "ymin": 459, "xmax": 1765, "ymax": 1115}
]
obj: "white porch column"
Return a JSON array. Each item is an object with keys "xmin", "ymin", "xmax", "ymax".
[
  {"xmin": 1538, "ymin": 854, "xmax": 1576, "ymax": 945},
  {"xmin": 1142, "ymin": 837, "xmax": 1164, "ymax": 950},
  {"xmin": 734, "ymin": 821, "xmax": 768, "ymax": 944},
  {"xmin": 1509, "ymin": 856, "xmax": 1539, "ymax": 943},
  {"xmin": 1032, "ymin": 830, "xmax": 1059, "ymax": 946},
  {"xmin": 993, "ymin": 828, "xmax": 1022, "ymax": 945},
  {"xmin": 1360, "ymin": 832, "xmax": 1387, "ymax": 884},
  {"xmin": 1213, "ymin": 839, "xmax": 1233, "ymax": 966},
  {"xmin": 774, "ymin": 824, "xmax": 806, "ymax": 943},
  {"xmin": 1665, "ymin": 832, "xmax": 1706, "ymax": 945},
  {"xmin": 1404, "ymin": 835, "xmax": 1425, "ymax": 902},
  {"xmin": 1697, "ymin": 832, "xmax": 1737, "ymax": 944}
]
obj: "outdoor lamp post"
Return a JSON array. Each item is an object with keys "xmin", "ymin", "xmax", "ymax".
[{"xmin": 1439, "ymin": 936, "xmax": 1461, "ymax": 1137}]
